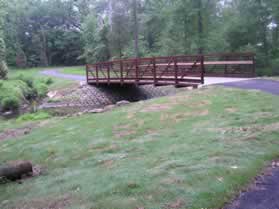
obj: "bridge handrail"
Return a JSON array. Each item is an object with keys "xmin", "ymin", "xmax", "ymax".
[{"xmin": 86, "ymin": 52, "xmax": 255, "ymax": 68}]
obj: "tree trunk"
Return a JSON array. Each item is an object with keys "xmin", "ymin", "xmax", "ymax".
[
  {"xmin": 108, "ymin": 0, "xmax": 113, "ymax": 31},
  {"xmin": 197, "ymin": 0, "xmax": 203, "ymax": 54},
  {"xmin": 133, "ymin": 0, "xmax": 139, "ymax": 58},
  {"xmin": 40, "ymin": 29, "xmax": 49, "ymax": 66},
  {"xmin": 0, "ymin": 161, "xmax": 33, "ymax": 181}
]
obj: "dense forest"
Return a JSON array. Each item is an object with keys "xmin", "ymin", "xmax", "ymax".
[{"xmin": 0, "ymin": 0, "xmax": 279, "ymax": 77}]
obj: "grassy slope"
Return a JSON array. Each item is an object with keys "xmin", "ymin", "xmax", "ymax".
[{"xmin": 0, "ymin": 87, "xmax": 279, "ymax": 209}]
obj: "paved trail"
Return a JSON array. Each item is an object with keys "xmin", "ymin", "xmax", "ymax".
[
  {"xmin": 41, "ymin": 69, "xmax": 85, "ymax": 81},
  {"xmin": 225, "ymin": 167, "xmax": 279, "ymax": 209},
  {"xmin": 221, "ymin": 79, "xmax": 279, "ymax": 95}
]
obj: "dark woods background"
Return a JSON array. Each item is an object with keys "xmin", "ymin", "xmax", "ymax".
[{"xmin": 1, "ymin": 0, "xmax": 279, "ymax": 75}]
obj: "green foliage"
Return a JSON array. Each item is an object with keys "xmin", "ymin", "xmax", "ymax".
[
  {"xmin": 271, "ymin": 58, "xmax": 279, "ymax": 75},
  {"xmin": 1, "ymin": 0, "xmax": 279, "ymax": 75},
  {"xmin": 0, "ymin": 36, "xmax": 8, "ymax": 79},
  {"xmin": 34, "ymin": 82, "xmax": 48, "ymax": 98},
  {"xmin": 0, "ymin": 71, "xmax": 52, "ymax": 112},
  {"xmin": 0, "ymin": 60, "xmax": 8, "ymax": 79},
  {"xmin": 16, "ymin": 74, "xmax": 34, "ymax": 87},
  {"xmin": 15, "ymin": 74, "xmax": 51, "ymax": 98},
  {"xmin": 81, "ymin": 14, "xmax": 111, "ymax": 63},
  {"xmin": 1, "ymin": 96, "xmax": 20, "ymax": 111},
  {"xmin": 16, "ymin": 111, "xmax": 50, "ymax": 122},
  {"xmin": 0, "ymin": 0, "xmax": 8, "ymax": 79},
  {"xmin": 4, "ymin": 0, "xmax": 83, "ymax": 67},
  {"xmin": 45, "ymin": 77, "xmax": 54, "ymax": 85}
]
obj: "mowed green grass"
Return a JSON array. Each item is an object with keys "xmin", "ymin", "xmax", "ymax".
[
  {"xmin": 59, "ymin": 66, "xmax": 85, "ymax": 76},
  {"xmin": 0, "ymin": 87, "xmax": 279, "ymax": 209}
]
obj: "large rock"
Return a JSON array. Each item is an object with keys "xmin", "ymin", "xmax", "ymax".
[
  {"xmin": 104, "ymin": 105, "xmax": 116, "ymax": 111},
  {"xmin": 116, "ymin": 100, "xmax": 130, "ymax": 106},
  {"xmin": 89, "ymin": 108, "xmax": 104, "ymax": 114}
]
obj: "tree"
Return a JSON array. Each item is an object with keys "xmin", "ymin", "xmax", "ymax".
[
  {"xmin": 0, "ymin": 0, "xmax": 8, "ymax": 79},
  {"xmin": 132, "ymin": 0, "xmax": 139, "ymax": 57},
  {"xmin": 81, "ymin": 14, "xmax": 110, "ymax": 63}
]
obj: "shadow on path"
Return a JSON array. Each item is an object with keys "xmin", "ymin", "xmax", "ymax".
[{"xmin": 220, "ymin": 79, "xmax": 279, "ymax": 95}]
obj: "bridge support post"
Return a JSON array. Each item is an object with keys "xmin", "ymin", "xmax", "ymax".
[
  {"xmin": 135, "ymin": 59, "xmax": 139, "ymax": 85},
  {"xmin": 96, "ymin": 65, "xmax": 99, "ymax": 85},
  {"xmin": 86, "ymin": 64, "xmax": 89, "ymax": 84},
  {"xmin": 107, "ymin": 64, "xmax": 110, "ymax": 85},
  {"xmin": 252, "ymin": 55, "xmax": 256, "ymax": 77},
  {"xmin": 120, "ymin": 61, "xmax": 124, "ymax": 85},
  {"xmin": 201, "ymin": 55, "xmax": 205, "ymax": 84},
  {"xmin": 174, "ymin": 57, "xmax": 178, "ymax": 87},
  {"xmin": 153, "ymin": 58, "xmax": 157, "ymax": 86}
]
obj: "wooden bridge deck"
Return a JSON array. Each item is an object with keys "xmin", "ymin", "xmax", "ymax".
[{"xmin": 86, "ymin": 53, "xmax": 255, "ymax": 88}]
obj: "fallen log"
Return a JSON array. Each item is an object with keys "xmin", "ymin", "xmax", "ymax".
[{"xmin": 0, "ymin": 161, "xmax": 33, "ymax": 181}]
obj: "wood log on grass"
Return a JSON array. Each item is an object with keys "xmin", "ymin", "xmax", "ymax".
[{"xmin": 0, "ymin": 161, "xmax": 33, "ymax": 181}]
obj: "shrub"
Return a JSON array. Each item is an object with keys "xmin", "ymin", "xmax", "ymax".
[
  {"xmin": 1, "ymin": 96, "xmax": 20, "ymax": 111},
  {"xmin": 23, "ymin": 87, "xmax": 37, "ymax": 100},
  {"xmin": 17, "ymin": 74, "xmax": 34, "ymax": 87},
  {"xmin": 45, "ymin": 77, "xmax": 54, "ymax": 85},
  {"xmin": 34, "ymin": 82, "xmax": 48, "ymax": 98},
  {"xmin": 0, "ymin": 60, "xmax": 8, "ymax": 79},
  {"xmin": 16, "ymin": 111, "xmax": 50, "ymax": 122}
]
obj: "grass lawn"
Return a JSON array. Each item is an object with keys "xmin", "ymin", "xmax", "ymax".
[
  {"xmin": 8, "ymin": 67, "xmax": 78, "ymax": 90},
  {"xmin": 59, "ymin": 66, "xmax": 85, "ymax": 76},
  {"xmin": 0, "ymin": 86, "xmax": 278, "ymax": 209}
]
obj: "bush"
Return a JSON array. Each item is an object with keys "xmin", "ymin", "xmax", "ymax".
[
  {"xmin": 0, "ymin": 60, "xmax": 8, "ymax": 79},
  {"xmin": 16, "ymin": 111, "xmax": 50, "ymax": 122},
  {"xmin": 16, "ymin": 74, "xmax": 34, "ymax": 87},
  {"xmin": 45, "ymin": 77, "xmax": 54, "ymax": 85},
  {"xmin": 34, "ymin": 82, "xmax": 48, "ymax": 98},
  {"xmin": 1, "ymin": 96, "xmax": 20, "ymax": 111},
  {"xmin": 14, "ymin": 75, "xmax": 51, "ymax": 99},
  {"xmin": 23, "ymin": 87, "xmax": 37, "ymax": 100}
]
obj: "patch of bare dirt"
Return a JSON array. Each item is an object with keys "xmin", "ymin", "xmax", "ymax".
[
  {"xmin": 188, "ymin": 100, "xmax": 211, "ymax": 108},
  {"xmin": 161, "ymin": 177, "xmax": 184, "ymax": 185},
  {"xmin": 165, "ymin": 199, "xmax": 185, "ymax": 209},
  {"xmin": 140, "ymin": 104, "xmax": 173, "ymax": 113},
  {"xmin": 12, "ymin": 194, "xmax": 73, "ymax": 209},
  {"xmin": 89, "ymin": 144, "xmax": 119, "ymax": 153},
  {"xmin": 225, "ymin": 108, "xmax": 238, "ymax": 113},
  {"xmin": 113, "ymin": 124, "xmax": 137, "ymax": 138},
  {"xmin": 101, "ymin": 159, "xmax": 114, "ymax": 168},
  {"xmin": 0, "ymin": 127, "xmax": 32, "ymax": 141},
  {"xmin": 0, "ymin": 121, "xmax": 51, "ymax": 142},
  {"xmin": 114, "ymin": 130, "xmax": 137, "ymax": 138},
  {"xmin": 207, "ymin": 122, "xmax": 279, "ymax": 141},
  {"xmin": 160, "ymin": 110, "xmax": 209, "ymax": 124}
]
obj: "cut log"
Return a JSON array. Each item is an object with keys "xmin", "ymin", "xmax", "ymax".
[{"xmin": 0, "ymin": 161, "xmax": 33, "ymax": 181}]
